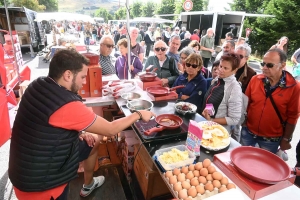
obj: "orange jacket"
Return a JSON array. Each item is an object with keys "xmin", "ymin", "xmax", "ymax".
[{"xmin": 246, "ymin": 72, "xmax": 300, "ymax": 137}]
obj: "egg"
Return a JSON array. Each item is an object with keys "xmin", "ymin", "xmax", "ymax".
[
  {"xmin": 200, "ymin": 168, "xmax": 208, "ymax": 176},
  {"xmin": 169, "ymin": 175, "xmax": 177, "ymax": 185},
  {"xmin": 190, "ymin": 177, "xmax": 199, "ymax": 186},
  {"xmin": 204, "ymin": 182, "xmax": 214, "ymax": 192},
  {"xmin": 178, "ymin": 189, "xmax": 188, "ymax": 199},
  {"xmin": 212, "ymin": 171, "xmax": 223, "ymax": 180},
  {"xmin": 198, "ymin": 176, "xmax": 207, "ymax": 184},
  {"xmin": 206, "ymin": 174, "xmax": 213, "ymax": 181},
  {"xmin": 212, "ymin": 180, "xmax": 221, "ymax": 188},
  {"xmin": 188, "ymin": 164, "xmax": 195, "ymax": 171},
  {"xmin": 195, "ymin": 162, "xmax": 203, "ymax": 170},
  {"xmin": 203, "ymin": 159, "xmax": 211, "ymax": 168},
  {"xmin": 196, "ymin": 185, "xmax": 205, "ymax": 194},
  {"xmin": 184, "ymin": 198, "xmax": 193, "ymax": 200},
  {"xmin": 186, "ymin": 171, "xmax": 194, "ymax": 180},
  {"xmin": 193, "ymin": 170, "xmax": 200, "ymax": 177},
  {"xmin": 182, "ymin": 181, "xmax": 191, "ymax": 189},
  {"xmin": 173, "ymin": 168, "xmax": 181, "ymax": 176},
  {"xmin": 207, "ymin": 165, "xmax": 216, "ymax": 174},
  {"xmin": 187, "ymin": 187, "xmax": 197, "ymax": 197},
  {"xmin": 178, "ymin": 173, "xmax": 186, "ymax": 182},
  {"xmin": 227, "ymin": 183, "xmax": 236, "ymax": 190},
  {"xmin": 173, "ymin": 182, "xmax": 182, "ymax": 192},
  {"xmin": 221, "ymin": 177, "xmax": 229, "ymax": 185},
  {"xmin": 165, "ymin": 171, "xmax": 173, "ymax": 178},
  {"xmin": 181, "ymin": 166, "xmax": 189, "ymax": 174},
  {"xmin": 219, "ymin": 185, "xmax": 228, "ymax": 193}
]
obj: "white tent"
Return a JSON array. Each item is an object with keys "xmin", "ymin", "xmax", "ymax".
[{"xmin": 35, "ymin": 12, "xmax": 94, "ymax": 22}]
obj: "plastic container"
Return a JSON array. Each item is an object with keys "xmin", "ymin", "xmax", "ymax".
[{"xmin": 155, "ymin": 145, "xmax": 196, "ymax": 171}]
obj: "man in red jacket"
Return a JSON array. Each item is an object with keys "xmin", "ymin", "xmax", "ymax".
[
  {"xmin": 190, "ymin": 29, "xmax": 200, "ymax": 42},
  {"xmin": 241, "ymin": 48, "xmax": 300, "ymax": 154}
]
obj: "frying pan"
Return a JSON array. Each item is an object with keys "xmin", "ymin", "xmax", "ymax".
[
  {"xmin": 146, "ymin": 85, "xmax": 185, "ymax": 97},
  {"xmin": 137, "ymin": 68, "xmax": 158, "ymax": 82},
  {"xmin": 144, "ymin": 114, "xmax": 183, "ymax": 136},
  {"xmin": 230, "ymin": 146, "xmax": 300, "ymax": 184}
]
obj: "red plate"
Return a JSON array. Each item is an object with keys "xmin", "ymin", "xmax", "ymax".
[{"xmin": 230, "ymin": 146, "xmax": 291, "ymax": 184}]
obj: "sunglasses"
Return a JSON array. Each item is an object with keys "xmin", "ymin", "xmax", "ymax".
[
  {"xmin": 260, "ymin": 62, "xmax": 281, "ymax": 68},
  {"xmin": 186, "ymin": 63, "xmax": 199, "ymax": 68},
  {"xmin": 154, "ymin": 47, "xmax": 167, "ymax": 52},
  {"xmin": 102, "ymin": 44, "xmax": 115, "ymax": 48},
  {"xmin": 237, "ymin": 54, "xmax": 246, "ymax": 59}
]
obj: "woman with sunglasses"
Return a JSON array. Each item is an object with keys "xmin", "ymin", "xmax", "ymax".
[
  {"xmin": 172, "ymin": 53, "xmax": 207, "ymax": 111},
  {"xmin": 178, "ymin": 47, "xmax": 194, "ymax": 73},
  {"xmin": 115, "ymin": 38, "xmax": 143, "ymax": 79},
  {"xmin": 201, "ymin": 53, "xmax": 243, "ymax": 134},
  {"xmin": 143, "ymin": 40, "xmax": 180, "ymax": 87}
]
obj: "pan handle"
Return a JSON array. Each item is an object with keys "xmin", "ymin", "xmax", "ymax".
[
  {"xmin": 144, "ymin": 126, "xmax": 166, "ymax": 136},
  {"xmin": 170, "ymin": 85, "xmax": 185, "ymax": 91},
  {"xmin": 292, "ymin": 167, "xmax": 300, "ymax": 176}
]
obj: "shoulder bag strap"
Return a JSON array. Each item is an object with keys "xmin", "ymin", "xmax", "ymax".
[{"xmin": 269, "ymin": 94, "xmax": 285, "ymax": 127}]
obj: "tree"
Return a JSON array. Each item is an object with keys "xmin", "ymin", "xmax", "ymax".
[
  {"xmin": 203, "ymin": 0, "xmax": 209, "ymax": 11},
  {"xmin": 114, "ymin": 7, "xmax": 127, "ymax": 20},
  {"xmin": 130, "ymin": 2, "xmax": 143, "ymax": 18},
  {"xmin": 39, "ymin": 0, "xmax": 58, "ymax": 12},
  {"xmin": 95, "ymin": 8, "xmax": 112, "ymax": 23},
  {"xmin": 155, "ymin": 0, "xmax": 176, "ymax": 20},
  {"xmin": 141, "ymin": 2, "xmax": 156, "ymax": 17},
  {"xmin": 11, "ymin": 0, "xmax": 46, "ymax": 11}
]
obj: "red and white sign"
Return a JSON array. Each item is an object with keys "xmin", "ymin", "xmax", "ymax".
[{"xmin": 183, "ymin": 0, "xmax": 193, "ymax": 12}]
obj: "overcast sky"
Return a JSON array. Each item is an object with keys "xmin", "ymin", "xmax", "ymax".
[{"xmin": 208, "ymin": 0, "xmax": 233, "ymax": 10}]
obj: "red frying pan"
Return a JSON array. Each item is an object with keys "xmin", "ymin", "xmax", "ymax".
[
  {"xmin": 137, "ymin": 68, "xmax": 158, "ymax": 82},
  {"xmin": 146, "ymin": 85, "xmax": 185, "ymax": 97},
  {"xmin": 144, "ymin": 114, "xmax": 183, "ymax": 136},
  {"xmin": 230, "ymin": 146, "xmax": 300, "ymax": 184}
]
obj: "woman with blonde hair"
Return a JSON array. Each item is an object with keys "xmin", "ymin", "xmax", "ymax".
[
  {"xmin": 269, "ymin": 36, "xmax": 288, "ymax": 53},
  {"xmin": 173, "ymin": 53, "xmax": 207, "ymax": 112}
]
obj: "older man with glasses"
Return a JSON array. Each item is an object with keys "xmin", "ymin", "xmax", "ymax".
[
  {"xmin": 241, "ymin": 48, "xmax": 300, "ymax": 154},
  {"xmin": 143, "ymin": 40, "xmax": 180, "ymax": 87},
  {"xmin": 99, "ymin": 35, "xmax": 116, "ymax": 75}
]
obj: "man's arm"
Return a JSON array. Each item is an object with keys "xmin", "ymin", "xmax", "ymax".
[
  {"xmin": 291, "ymin": 48, "xmax": 300, "ymax": 65},
  {"xmin": 280, "ymin": 123, "xmax": 295, "ymax": 150}
]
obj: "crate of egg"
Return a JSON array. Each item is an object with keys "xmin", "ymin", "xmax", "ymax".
[{"xmin": 163, "ymin": 159, "xmax": 236, "ymax": 200}]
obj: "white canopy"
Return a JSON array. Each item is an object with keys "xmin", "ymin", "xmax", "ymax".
[
  {"xmin": 133, "ymin": 17, "xmax": 174, "ymax": 24},
  {"xmin": 35, "ymin": 12, "xmax": 94, "ymax": 22}
]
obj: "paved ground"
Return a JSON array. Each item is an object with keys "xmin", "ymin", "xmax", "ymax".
[{"xmin": 0, "ymin": 47, "xmax": 299, "ymax": 200}]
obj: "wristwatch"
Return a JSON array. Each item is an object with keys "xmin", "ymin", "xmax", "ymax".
[{"xmin": 282, "ymin": 137, "xmax": 292, "ymax": 142}]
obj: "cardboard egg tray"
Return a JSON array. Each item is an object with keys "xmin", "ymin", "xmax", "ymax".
[{"xmin": 162, "ymin": 164, "xmax": 237, "ymax": 200}]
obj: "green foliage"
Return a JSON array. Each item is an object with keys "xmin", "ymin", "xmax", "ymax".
[
  {"xmin": 141, "ymin": 2, "xmax": 156, "ymax": 17},
  {"xmin": 231, "ymin": 0, "xmax": 300, "ymax": 57},
  {"xmin": 95, "ymin": 7, "xmax": 113, "ymax": 23},
  {"xmin": 155, "ymin": 0, "xmax": 176, "ymax": 20},
  {"xmin": 130, "ymin": 2, "xmax": 143, "ymax": 18},
  {"xmin": 39, "ymin": 0, "xmax": 58, "ymax": 12},
  {"xmin": 114, "ymin": 7, "xmax": 127, "ymax": 20},
  {"xmin": 11, "ymin": 0, "xmax": 46, "ymax": 11},
  {"xmin": 202, "ymin": 0, "xmax": 209, "ymax": 11}
]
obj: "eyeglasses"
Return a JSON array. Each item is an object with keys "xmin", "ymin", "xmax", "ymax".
[
  {"xmin": 154, "ymin": 47, "xmax": 167, "ymax": 52},
  {"xmin": 260, "ymin": 62, "xmax": 281, "ymax": 68},
  {"xmin": 237, "ymin": 54, "xmax": 246, "ymax": 59},
  {"xmin": 102, "ymin": 43, "xmax": 115, "ymax": 48},
  {"xmin": 186, "ymin": 63, "xmax": 199, "ymax": 68}
]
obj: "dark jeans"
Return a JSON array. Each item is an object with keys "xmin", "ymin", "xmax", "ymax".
[
  {"xmin": 50, "ymin": 140, "xmax": 93, "ymax": 200},
  {"xmin": 145, "ymin": 43, "xmax": 152, "ymax": 57},
  {"xmin": 203, "ymin": 57, "xmax": 210, "ymax": 68}
]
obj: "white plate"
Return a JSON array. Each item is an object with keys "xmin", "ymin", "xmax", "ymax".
[
  {"xmin": 174, "ymin": 102, "xmax": 197, "ymax": 115},
  {"xmin": 198, "ymin": 121, "xmax": 230, "ymax": 151}
]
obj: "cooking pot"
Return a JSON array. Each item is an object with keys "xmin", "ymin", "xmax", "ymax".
[
  {"xmin": 81, "ymin": 52, "xmax": 99, "ymax": 65},
  {"xmin": 144, "ymin": 114, "xmax": 183, "ymax": 136},
  {"xmin": 137, "ymin": 68, "xmax": 158, "ymax": 82},
  {"xmin": 230, "ymin": 146, "xmax": 300, "ymax": 184},
  {"xmin": 146, "ymin": 85, "xmax": 185, "ymax": 97}
]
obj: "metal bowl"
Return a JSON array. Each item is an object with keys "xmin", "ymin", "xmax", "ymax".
[
  {"xmin": 121, "ymin": 92, "xmax": 141, "ymax": 101},
  {"xmin": 175, "ymin": 102, "xmax": 197, "ymax": 115},
  {"xmin": 126, "ymin": 99, "xmax": 153, "ymax": 113}
]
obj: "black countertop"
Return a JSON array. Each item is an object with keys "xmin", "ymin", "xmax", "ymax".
[{"xmin": 120, "ymin": 100, "xmax": 241, "ymax": 163}]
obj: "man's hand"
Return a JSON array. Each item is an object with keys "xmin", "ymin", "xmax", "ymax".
[
  {"xmin": 79, "ymin": 132, "xmax": 96, "ymax": 147},
  {"xmin": 138, "ymin": 110, "xmax": 155, "ymax": 122},
  {"xmin": 130, "ymin": 65, "xmax": 134, "ymax": 71},
  {"xmin": 161, "ymin": 78, "xmax": 169, "ymax": 86},
  {"xmin": 280, "ymin": 140, "xmax": 292, "ymax": 151},
  {"xmin": 181, "ymin": 95, "xmax": 189, "ymax": 100},
  {"xmin": 210, "ymin": 49, "xmax": 214, "ymax": 53}
]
